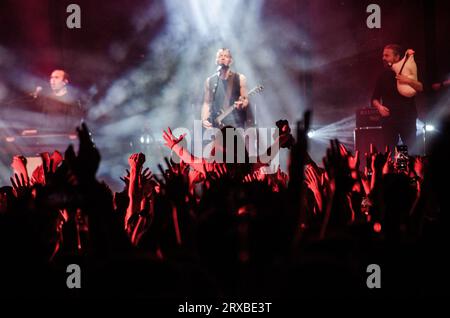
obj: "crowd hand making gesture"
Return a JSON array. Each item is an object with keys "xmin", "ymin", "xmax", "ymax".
[
  {"xmin": 323, "ymin": 139, "xmax": 354, "ymax": 195},
  {"xmin": 304, "ymin": 164, "xmax": 325, "ymax": 214},
  {"xmin": 145, "ymin": 157, "xmax": 194, "ymax": 252},
  {"xmin": 338, "ymin": 144, "xmax": 360, "ymax": 177},
  {"xmin": 64, "ymin": 123, "xmax": 101, "ymax": 185},
  {"xmin": 204, "ymin": 162, "xmax": 229, "ymax": 182},
  {"xmin": 369, "ymin": 146, "xmax": 391, "ymax": 192},
  {"xmin": 11, "ymin": 155, "xmax": 29, "ymax": 185},
  {"xmin": 162, "ymin": 127, "xmax": 186, "ymax": 150},
  {"xmin": 156, "ymin": 157, "xmax": 191, "ymax": 205},
  {"xmin": 10, "ymin": 172, "xmax": 31, "ymax": 200},
  {"xmin": 320, "ymin": 139, "xmax": 356, "ymax": 238}
]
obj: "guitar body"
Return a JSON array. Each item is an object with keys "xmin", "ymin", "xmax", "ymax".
[
  {"xmin": 210, "ymin": 85, "xmax": 264, "ymax": 128},
  {"xmin": 391, "ymin": 53, "xmax": 417, "ymax": 97},
  {"xmin": 212, "ymin": 106, "xmax": 236, "ymax": 128}
]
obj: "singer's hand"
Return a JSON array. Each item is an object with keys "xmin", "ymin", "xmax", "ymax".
[
  {"xmin": 31, "ymin": 86, "xmax": 43, "ymax": 99},
  {"xmin": 376, "ymin": 104, "xmax": 390, "ymax": 117},
  {"xmin": 234, "ymin": 96, "xmax": 248, "ymax": 109},
  {"xmin": 202, "ymin": 120, "xmax": 213, "ymax": 128}
]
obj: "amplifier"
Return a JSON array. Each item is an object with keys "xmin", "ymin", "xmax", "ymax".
[
  {"xmin": 354, "ymin": 126, "xmax": 384, "ymax": 155},
  {"xmin": 356, "ymin": 107, "xmax": 381, "ymax": 128}
]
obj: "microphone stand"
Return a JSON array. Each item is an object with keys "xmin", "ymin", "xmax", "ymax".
[{"xmin": 210, "ymin": 66, "xmax": 223, "ymax": 125}]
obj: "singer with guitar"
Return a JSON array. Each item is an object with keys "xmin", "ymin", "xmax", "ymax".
[
  {"xmin": 372, "ymin": 44, "xmax": 423, "ymax": 152},
  {"xmin": 201, "ymin": 48, "xmax": 251, "ymax": 129}
]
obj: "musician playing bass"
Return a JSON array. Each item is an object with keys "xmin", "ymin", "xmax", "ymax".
[
  {"xmin": 371, "ymin": 44, "xmax": 423, "ymax": 151},
  {"xmin": 201, "ymin": 48, "xmax": 250, "ymax": 129}
]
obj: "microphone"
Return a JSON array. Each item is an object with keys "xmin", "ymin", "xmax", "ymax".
[
  {"xmin": 31, "ymin": 86, "xmax": 42, "ymax": 99},
  {"xmin": 216, "ymin": 64, "xmax": 227, "ymax": 73}
]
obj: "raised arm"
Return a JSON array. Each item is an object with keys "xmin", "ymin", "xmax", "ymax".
[{"xmin": 163, "ymin": 127, "xmax": 210, "ymax": 175}]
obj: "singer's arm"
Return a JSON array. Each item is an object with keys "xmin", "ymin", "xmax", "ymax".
[
  {"xmin": 396, "ymin": 74, "xmax": 423, "ymax": 92},
  {"xmin": 372, "ymin": 79, "xmax": 390, "ymax": 117},
  {"xmin": 237, "ymin": 74, "xmax": 249, "ymax": 109}
]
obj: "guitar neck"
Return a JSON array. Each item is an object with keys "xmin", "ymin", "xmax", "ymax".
[{"xmin": 216, "ymin": 105, "xmax": 235, "ymax": 122}]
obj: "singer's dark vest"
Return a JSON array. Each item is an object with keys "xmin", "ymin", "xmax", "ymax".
[{"xmin": 208, "ymin": 72, "xmax": 247, "ymax": 128}]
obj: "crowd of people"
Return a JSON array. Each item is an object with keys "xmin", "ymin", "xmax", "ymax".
[{"xmin": 0, "ymin": 110, "xmax": 447, "ymax": 300}]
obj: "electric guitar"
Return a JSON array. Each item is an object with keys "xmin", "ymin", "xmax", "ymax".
[
  {"xmin": 391, "ymin": 49, "xmax": 418, "ymax": 97},
  {"xmin": 211, "ymin": 85, "xmax": 264, "ymax": 128}
]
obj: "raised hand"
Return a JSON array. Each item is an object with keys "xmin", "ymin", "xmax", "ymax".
[
  {"xmin": 338, "ymin": 144, "xmax": 360, "ymax": 174},
  {"xmin": 40, "ymin": 152, "xmax": 51, "ymax": 172},
  {"xmin": 31, "ymin": 165, "xmax": 45, "ymax": 185},
  {"xmin": 140, "ymin": 168, "xmax": 155, "ymax": 197},
  {"xmin": 371, "ymin": 151, "xmax": 390, "ymax": 175},
  {"xmin": 210, "ymin": 162, "xmax": 229, "ymax": 180},
  {"xmin": 305, "ymin": 164, "xmax": 321, "ymax": 192},
  {"xmin": 382, "ymin": 152, "xmax": 393, "ymax": 175},
  {"xmin": 323, "ymin": 139, "xmax": 353, "ymax": 190},
  {"xmin": 50, "ymin": 150, "xmax": 64, "ymax": 172},
  {"xmin": 243, "ymin": 173, "xmax": 256, "ymax": 183},
  {"xmin": 128, "ymin": 153, "xmax": 146, "ymax": 171},
  {"xmin": 40, "ymin": 153, "xmax": 54, "ymax": 184},
  {"xmin": 162, "ymin": 127, "xmax": 186, "ymax": 150},
  {"xmin": 78, "ymin": 122, "xmax": 100, "ymax": 179},
  {"xmin": 10, "ymin": 173, "xmax": 30, "ymax": 199},
  {"xmin": 304, "ymin": 164, "xmax": 324, "ymax": 213},
  {"xmin": 11, "ymin": 155, "xmax": 29, "ymax": 184},
  {"xmin": 157, "ymin": 157, "xmax": 191, "ymax": 208},
  {"xmin": 413, "ymin": 155, "xmax": 425, "ymax": 180},
  {"xmin": 120, "ymin": 169, "xmax": 131, "ymax": 188},
  {"xmin": 275, "ymin": 166, "xmax": 288, "ymax": 188},
  {"xmin": 65, "ymin": 123, "xmax": 101, "ymax": 183}
]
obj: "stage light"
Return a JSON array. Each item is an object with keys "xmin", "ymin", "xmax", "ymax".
[
  {"xmin": 417, "ymin": 119, "xmax": 438, "ymax": 135},
  {"xmin": 425, "ymin": 124, "xmax": 435, "ymax": 132},
  {"xmin": 306, "ymin": 115, "xmax": 355, "ymax": 145}
]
